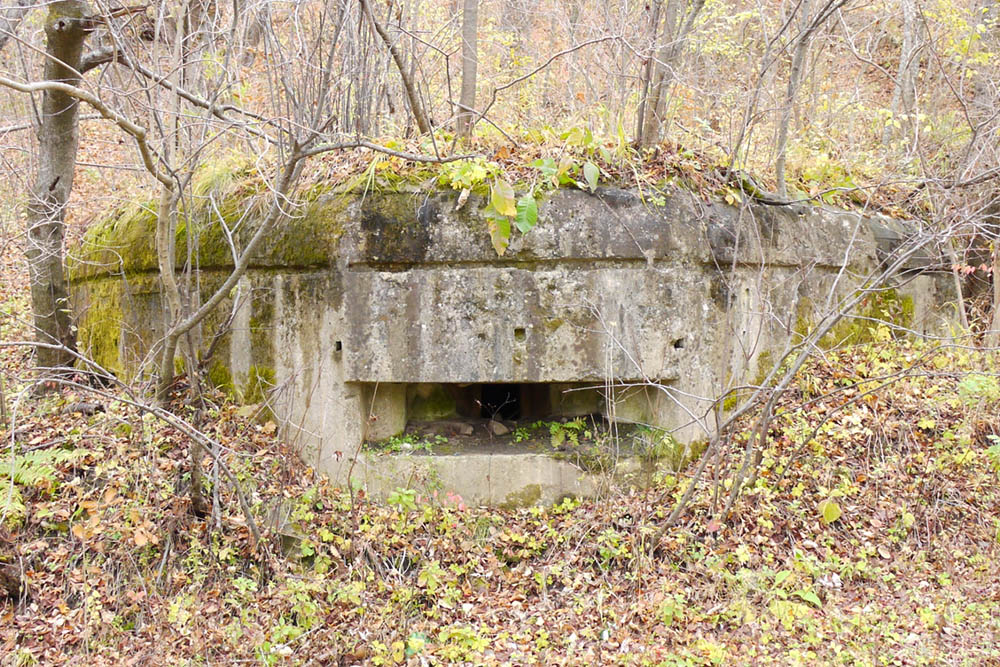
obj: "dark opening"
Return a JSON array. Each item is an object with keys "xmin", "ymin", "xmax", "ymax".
[
  {"xmin": 672, "ymin": 338, "xmax": 685, "ymax": 349},
  {"xmin": 480, "ymin": 383, "xmax": 522, "ymax": 420},
  {"xmin": 406, "ymin": 383, "xmax": 554, "ymax": 422},
  {"xmin": 335, "ymin": 340, "xmax": 343, "ymax": 352},
  {"xmin": 514, "ymin": 327, "xmax": 527, "ymax": 342}
]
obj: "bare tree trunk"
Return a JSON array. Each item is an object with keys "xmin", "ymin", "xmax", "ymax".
[
  {"xmin": 881, "ymin": 0, "xmax": 920, "ymax": 145},
  {"xmin": 155, "ymin": 185, "xmax": 183, "ymax": 401},
  {"xmin": 360, "ymin": 0, "xmax": 431, "ymax": 135},
  {"xmin": 456, "ymin": 0, "xmax": 478, "ymax": 139},
  {"xmin": 639, "ymin": 0, "xmax": 678, "ymax": 147},
  {"xmin": 0, "ymin": 345, "xmax": 7, "ymax": 430},
  {"xmin": 775, "ymin": 0, "xmax": 812, "ymax": 200},
  {"xmin": 635, "ymin": 0, "xmax": 705, "ymax": 148},
  {"xmin": 774, "ymin": 0, "xmax": 847, "ymax": 198},
  {"xmin": 25, "ymin": 0, "xmax": 90, "ymax": 371},
  {"xmin": 635, "ymin": 0, "xmax": 664, "ymax": 148},
  {"xmin": 988, "ymin": 240, "xmax": 1000, "ymax": 347}
]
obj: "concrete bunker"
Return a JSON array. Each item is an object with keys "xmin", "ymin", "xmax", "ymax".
[{"xmin": 68, "ymin": 184, "xmax": 957, "ymax": 504}]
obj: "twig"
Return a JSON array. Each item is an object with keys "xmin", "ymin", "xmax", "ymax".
[
  {"xmin": 298, "ymin": 139, "xmax": 476, "ymax": 162},
  {"xmin": 478, "ymin": 35, "xmax": 621, "ymax": 122},
  {"xmin": 0, "ymin": 113, "xmax": 104, "ymax": 134},
  {"xmin": 0, "ymin": 75, "xmax": 172, "ymax": 187}
]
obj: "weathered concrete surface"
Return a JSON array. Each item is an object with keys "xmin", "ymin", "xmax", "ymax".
[
  {"xmin": 352, "ymin": 450, "xmax": 603, "ymax": 507},
  {"xmin": 68, "ymin": 184, "xmax": 957, "ymax": 504}
]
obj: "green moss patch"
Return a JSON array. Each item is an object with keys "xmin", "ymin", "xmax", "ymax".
[
  {"xmin": 408, "ymin": 384, "xmax": 458, "ymax": 421},
  {"xmin": 69, "ymin": 166, "xmax": 350, "ymax": 282},
  {"xmin": 796, "ymin": 288, "xmax": 916, "ymax": 350},
  {"xmin": 75, "ymin": 280, "xmax": 125, "ymax": 377},
  {"xmin": 243, "ymin": 365, "xmax": 276, "ymax": 404},
  {"xmin": 502, "ymin": 483, "xmax": 542, "ymax": 509}
]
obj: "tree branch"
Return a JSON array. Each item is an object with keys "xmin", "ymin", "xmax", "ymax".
[
  {"xmin": 0, "ymin": 75, "xmax": 172, "ymax": 187},
  {"xmin": 0, "ymin": 0, "xmax": 34, "ymax": 54},
  {"xmin": 78, "ymin": 46, "xmax": 274, "ymax": 136},
  {"xmin": 359, "ymin": 0, "xmax": 432, "ymax": 135},
  {"xmin": 298, "ymin": 139, "xmax": 477, "ymax": 162},
  {"xmin": 477, "ymin": 35, "xmax": 621, "ymax": 123}
]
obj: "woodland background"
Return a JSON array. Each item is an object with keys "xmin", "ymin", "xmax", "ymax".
[{"xmin": 1, "ymin": 0, "xmax": 1000, "ymax": 663}]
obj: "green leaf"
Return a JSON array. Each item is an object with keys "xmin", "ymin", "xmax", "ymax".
[
  {"xmin": 406, "ymin": 633, "xmax": 428, "ymax": 656},
  {"xmin": 561, "ymin": 126, "xmax": 593, "ymax": 148},
  {"xmin": 794, "ymin": 589, "xmax": 822, "ymax": 607},
  {"xmin": 583, "ymin": 161, "xmax": 599, "ymax": 192},
  {"xmin": 555, "ymin": 157, "xmax": 576, "ymax": 186},
  {"xmin": 485, "ymin": 206, "xmax": 511, "ymax": 256},
  {"xmin": 818, "ymin": 499, "xmax": 842, "ymax": 524},
  {"xmin": 530, "ymin": 157, "xmax": 556, "ymax": 181},
  {"xmin": 491, "ymin": 179, "xmax": 517, "ymax": 217},
  {"xmin": 515, "ymin": 194, "xmax": 538, "ymax": 233},
  {"xmin": 774, "ymin": 570, "xmax": 792, "ymax": 587}
]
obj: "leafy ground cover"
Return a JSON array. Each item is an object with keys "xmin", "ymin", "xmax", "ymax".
[{"xmin": 4, "ymin": 258, "xmax": 1000, "ymax": 666}]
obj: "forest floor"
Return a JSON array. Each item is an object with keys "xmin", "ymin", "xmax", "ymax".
[{"xmin": 3, "ymin": 246, "xmax": 1000, "ymax": 666}]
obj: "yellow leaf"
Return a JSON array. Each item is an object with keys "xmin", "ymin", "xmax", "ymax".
[
  {"xmin": 818, "ymin": 499, "xmax": 842, "ymax": 524},
  {"xmin": 491, "ymin": 179, "xmax": 517, "ymax": 217}
]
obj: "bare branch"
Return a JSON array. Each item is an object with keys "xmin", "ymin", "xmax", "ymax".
[
  {"xmin": 298, "ymin": 139, "xmax": 477, "ymax": 162},
  {"xmin": 0, "ymin": 0, "xmax": 35, "ymax": 54},
  {"xmin": 359, "ymin": 0, "xmax": 432, "ymax": 135},
  {"xmin": 478, "ymin": 35, "xmax": 621, "ymax": 124},
  {"xmin": 0, "ymin": 75, "xmax": 172, "ymax": 186}
]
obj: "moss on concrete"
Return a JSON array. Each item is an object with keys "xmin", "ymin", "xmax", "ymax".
[
  {"xmin": 408, "ymin": 385, "xmax": 457, "ymax": 421},
  {"xmin": 753, "ymin": 349, "xmax": 776, "ymax": 386},
  {"xmin": 70, "ymin": 166, "xmax": 349, "ymax": 283},
  {"xmin": 76, "ymin": 279, "xmax": 124, "ymax": 377},
  {"xmin": 68, "ymin": 199, "xmax": 159, "ymax": 280},
  {"xmin": 260, "ymin": 194, "xmax": 347, "ymax": 268},
  {"xmin": 502, "ymin": 483, "xmax": 542, "ymax": 508},
  {"xmin": 795, "ymin": 288, "xmax": 915, "ymax": 349},
  {"xmin": 243, "ymin": 365, "xmax": 276, "ymax": 404},
  {"xmin": 208, "ymin": 360, "xmax": 233, "ymax": 393},
  {"xmin": 822, "ymin": 288, "xmax": 915, "ymax": 347},
  {"xmin": 68, "ymin": 164, "xmax": 349, "ymax": 393},
  {"xmin": 249, "ymin": 289, "xmax": 275, "ymax": 369}
]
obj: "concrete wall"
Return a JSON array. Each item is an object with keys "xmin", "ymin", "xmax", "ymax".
[{"xmin": 68, "ymin": 184, "xmax": 956, "ymax": 495}]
